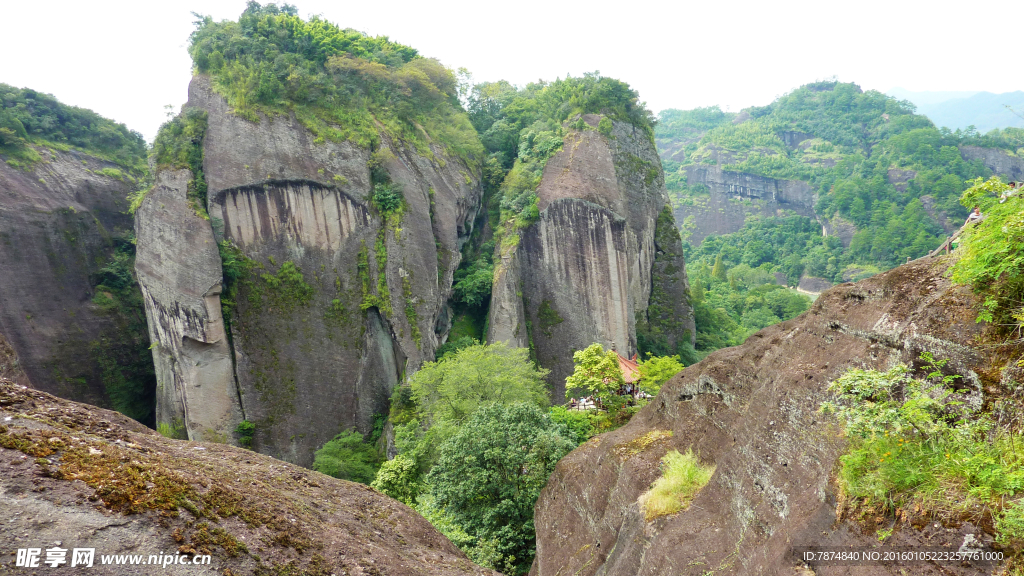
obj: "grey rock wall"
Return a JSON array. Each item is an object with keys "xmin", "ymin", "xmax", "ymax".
[
  {"xmin": 137, "ymin": 75, "xmax": 482, "ymax": 466},
  {"xmin": 489, "ymin": 116, "xmax": 693, "ymax": 398},
  {"xmin": 675, "ymin": 165, "xmax": 817, "ymax": 245},
  {"xmin": 960, "ymin": 145, "xmax": 1024, "ymax": 180},
  {"xmin": 0, "ymin": 147, "xmax": 137, "ymax": 407},
  {"xmin": 134, "ymin": 169, "xmax": 242, "ymax": 442}
]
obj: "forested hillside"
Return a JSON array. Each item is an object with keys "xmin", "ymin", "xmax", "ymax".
[
  {"xmin": 0, "ymin": 84, "xmax": 146, "ymax": 168},
  {"xmin": 658, "ymin": 81, "xmax": 1024, "ymax": 352}
]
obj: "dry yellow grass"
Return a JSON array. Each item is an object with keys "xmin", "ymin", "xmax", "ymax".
[{"xmin": 639, "ymin": 449, "xmax": 716, "ymax": 521}]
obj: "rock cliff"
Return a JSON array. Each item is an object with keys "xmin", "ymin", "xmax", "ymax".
[
  {"xmin": 532, "ymin": 256, "xmax": 1018, "ymax": 575},
  {"xmin": 0, "ymin": 378, "xmax": 498, "ymax": 576},
  {"xmin": 674, "ymin": 165, "xmax": 818, "ymax": 245},
  {"xmin": 488, "ymin": 116, "xmax": 694, "ymax": 399},
  {"xmin": 136, "ymin": 76, "xmax": 481, "ymax": 465},
  {"xmin": 0, "ymin": 148, "xmax": 152, "ymax": 416},
  {"xmin": 959, "ymin": 145, "xmax": 1024, "ymax": 181}
]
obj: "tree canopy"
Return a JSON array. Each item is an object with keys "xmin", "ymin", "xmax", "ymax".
[
  {"xmin": 425, "ymin": 402, "xmax": 577, "ymax": 574},
  {"xmin": 187, "ymin": 2, "xmax": 482, "ymax": 162},
  {"xmin": 410, "ymin": 341, "xmax": 549, "ymax": 426},
  {"xmin": 0, "ymin": 84, "xmax": 147, "ymax": 168},
  {"xmin": 564, "ymin": 343, "xmax": 625, "ymax": 400}
]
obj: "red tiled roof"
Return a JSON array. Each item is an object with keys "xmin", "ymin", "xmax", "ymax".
[{"xmin": 616, "ymin": 352, "xmax": 640, "ymax": 384}]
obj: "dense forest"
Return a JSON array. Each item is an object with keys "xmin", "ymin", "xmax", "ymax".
[
  {"xmin": 188, "ymin": 2, "xmax": 482, "ymax": 163},
  {"xmin": 658, "ymin": 81, "xmax": 1024, "ymax": 351}
]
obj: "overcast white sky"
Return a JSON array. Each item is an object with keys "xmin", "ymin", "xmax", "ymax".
[{"xmin": 2, "ymin": 0, "xmax": 1021, "ymax": 142}]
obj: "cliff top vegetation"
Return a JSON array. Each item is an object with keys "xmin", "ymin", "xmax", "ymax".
[
  {"xmin": 186, "ymin": 1, "xmax": 482, "ymax": 164},
  {"xmin": 0, "ymin": 83, "xmax": 147, "ymax": 169}
]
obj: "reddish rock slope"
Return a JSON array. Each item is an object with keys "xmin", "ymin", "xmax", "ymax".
[{"xmin": 533, "ymin": 257, "xmax": 1021, "ymax": 575}]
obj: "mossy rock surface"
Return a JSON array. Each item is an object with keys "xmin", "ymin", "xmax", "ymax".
[{"xmin": 0, "ymin": 379, "xmax": 498, "ymax": 576}]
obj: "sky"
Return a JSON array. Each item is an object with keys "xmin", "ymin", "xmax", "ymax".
[{"xmin": 3, "ymin": 0, "xmax": 1022, "ymax": 142}]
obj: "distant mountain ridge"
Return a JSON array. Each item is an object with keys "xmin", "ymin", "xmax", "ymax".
[{"xmin": 887, "ymin": 87, "xmax": 1024, "ymax": 132}]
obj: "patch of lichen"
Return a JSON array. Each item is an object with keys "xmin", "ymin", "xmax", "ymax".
[
  {"xmin": 614, "ymin": 151, "xmax": 661, "ymax": 190},
  {"xmin": 613, "ymin": 429, "xmax": 673, "ymax": 459},
  {"xmin": 537, "ymin": 299, "xmax": 564, "ymax": 337},
  {"xmin": 5, "ymin": 426, "xmax": 322, "ymax": 561},
  {"xmin": 0, "ymin": 425, "xmax": 58, "ymax": 457},
  {"xmin": 254, "ymin": 554, "xmax": 334, "ymax": 576},
  {"xmin": 188, "ymin": 522, "xmax": 249, "ymax": 557}
]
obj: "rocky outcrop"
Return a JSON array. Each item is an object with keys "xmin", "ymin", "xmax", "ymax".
[
  {"xmin": 796, "ymin": 274, "xmax": 831, "ymax": 294},
  {"xmin": 674, "ymin": 165, "xmax": 817, "ymax": 245},
  {"xmin": 778, "ymin": 130, "xmax": 814, "ymax": 149},
  {"xmin": 0, "ymin": 378, "xmax": 498, "ymax": 576},
  {"xmin": 0, "ymin": 148, "xmax": 149, "ymax": 410},
  {"xmin": 0, "ymin": 333, "xmax": 28, "ymax": 386},
  {"xmin": 134, "ymin": 168, "xmax": 241, "ymax": 443},
  {"xmin": 136, "ymin": 75, "xmax": 481, "ymax": 465},
  {"xmin": 960, "ymin": 145, "xmax": 1024, "ymax": 180},
  {"xmin": 532, "ymin": 257, "xmax": 1015, "ymax": 575},
  {"xmin": 887, "ymin": 167, "xmax": 917, "ymax": 192},
  {"xmin": 821, "ymin": 213, "xmax": 856, "ymax": 247},
  {"xmin": 488, "ymin": 116, "xmax": 694, "ymax": 398}
]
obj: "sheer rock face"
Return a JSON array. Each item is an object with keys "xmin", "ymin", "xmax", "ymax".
[
  {"xmin": 0, "ymin": 379, "xmax": 498, "ymax": 576},
  {"xmin": 532, "ymin": 258, "xmax": 1013, "ymax": 576},
  {"xmin": 488, "ymin": 116, "xmax": 694, "ymax": 399},
  {"xmin": 0, "ymin": 148, "xmax": 135, "ymax": 406},
  {"xmin": 959, "ymin": 145, "xmax": 1024, "ymax": 181},
  {"xmin": 134, "ymin": 168, "xmax": 241, "ymax": 443},
  {"xmin": 674, "ymin": 164, "xmax": 818, "ymax": 245},
  {"xmin": 136, "ymin": 75, "xmax": 481, "ymax": 466}
]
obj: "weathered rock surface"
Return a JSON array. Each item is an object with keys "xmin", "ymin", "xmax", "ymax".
[
  {"xmin": 136, "ymin": 75, "xmax": 482, "ymax": 465},
  {"xmin": 532, "ymin": 257, "xmax": 1016, "ymax": 575},
  {"xmin": 0, "ymin": 148, "xmax": 143, "ymax": 407},
  {"xmin": 960, "ymin": 145, "xmax": 1024, "ymax": 181},
  {"xmin": 0, "ymin": 333, "xmax": 29, "ymax": 386},
  {"xmin": 778, "ymin": 130, "xmax": 814, "ymax": 149},
  {"xmin": 488, "ymin": 116, "xmax": 694, "ymax": 397},
  {"xmin": 0, "ymin": 378, "xmax": 498, "ymax": 576},
  {"xmin": 674, "ymin": 164, "xmax": 817, "ymax": 245},
  {"xmin": 134, "ymin": 168, "xmax": 241, "ymax": 443},
  {"xmin": 796, "ymin": 274, "xmax": 832, "ymax": 294}
]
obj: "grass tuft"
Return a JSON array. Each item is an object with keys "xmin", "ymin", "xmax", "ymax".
[{"xmin": 639, "ymin": 448, "xmax": 715, "ymax": 521}]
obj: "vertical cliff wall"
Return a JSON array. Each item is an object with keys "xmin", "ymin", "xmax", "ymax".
[
  {"xmin": 0, "ymin": 148, "xmax": 153, "ymax": 414},
  {"xmin": 136, "ymin": 75, "xmax": 482, "ymax": 465},
  {"xmin": 134, "ymin": 168, "xmax": 241, "ymax": 442},
  {"xmin": 959, "ymin": 145, "xmax": 1024, "ymax": 181},
  {"xmin": 488, "ymin": 115, "xmax": 694, "ymax": 399},
  {"xmin": 674, "ymin": 165, "xmax": 818, "ymax": 245}
]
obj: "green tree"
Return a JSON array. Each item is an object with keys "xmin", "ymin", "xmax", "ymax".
[
  {"xmin": 312, "ymin": 430, "xmax": 382, "ymax": 484},
  {"xmin": 711, "ymin": 253, "xmax": 727, "ymax": 281},
  {"xmin": 564, "ymin": 343, "xmax": 624, "ymax": 401},
  {"xmin": 411, "ymin": 342, "xmax": 550, "ymax": 426},
  {"xmin": 426, "ymin": 403, "xmax": 577, "ymax": 574},
  {"xmin": 370, "ymin": 453, "xmax": 419, "ymax": 504},
  {"xmin": 638, "ymin": 354, "xmax": 685, "ymax": 396}
]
